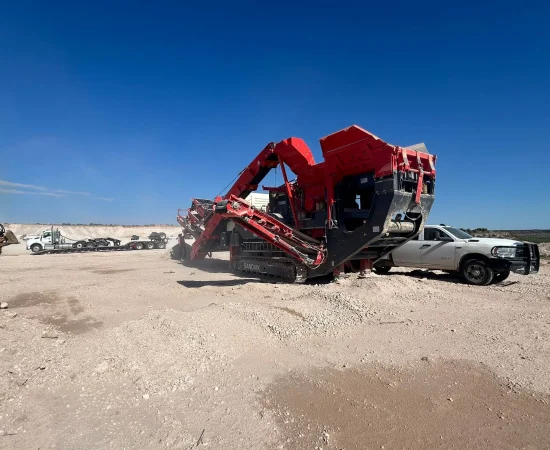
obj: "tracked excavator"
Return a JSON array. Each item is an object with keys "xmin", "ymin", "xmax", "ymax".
[
  {"xmin": 177, "ymin": 125, "xmax": 437, "ymax": 282},
  {"xmin": 0, "ymin": 224, "xmax": 19, "ymax": 256}
]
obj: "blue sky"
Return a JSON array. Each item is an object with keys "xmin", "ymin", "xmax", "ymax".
[{"xmin": 1, "ymin": 1, "xmax": 548, "ymax": 229}]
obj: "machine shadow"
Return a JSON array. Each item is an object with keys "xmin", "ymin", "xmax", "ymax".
[
  {"xmin": 178, "ymin": 257, "xmax": 234, "ymax": 274},
  {"xmin": 303, "ymin": 274, "xmax": 334, "ymax": 285},
  {"xmin": 170, "ymin": 243, "xmax": 183, "ymax": 261},
  {"xmin": 176, "ymin": 255, "xmax": 262, "ymax": 288},
  {"xmin": 177, "ymin": 279, "xmax": 257, "ymax": 288},
  {"xmin": 174, "ymin": 255, "xmax": 336, "ymax": 286}
]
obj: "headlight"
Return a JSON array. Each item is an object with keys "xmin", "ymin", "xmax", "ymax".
[{"xmin": 491, "ymin": 246, "xmax": 516, "ymax": 258}]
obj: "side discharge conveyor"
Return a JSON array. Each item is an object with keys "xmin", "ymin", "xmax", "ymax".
[{"xmin": 177, "ymin": 124, "xmax": 437, "ymax": 282}]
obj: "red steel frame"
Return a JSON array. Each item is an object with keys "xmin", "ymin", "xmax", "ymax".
[
  {"xmin": 218, "ymin": 195, "xmax": 325, "ymax": 267},
  {"xmin": 177, "ymin": 124, "xmax": 436, "ymax": 263}
]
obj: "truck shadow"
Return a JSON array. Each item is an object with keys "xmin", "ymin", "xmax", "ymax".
[
  {"xmin": 388, "ymin": 269, "xmax": 463, "ymax": 284},
  {"xmin": 386, "ymin": 269, "xmax": 519, "ymax": 287}
]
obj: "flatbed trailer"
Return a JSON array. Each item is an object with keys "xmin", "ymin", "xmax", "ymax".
[
  {"xmin": 27, "ymin": 227, "xmax": 169, "ymax": 255},
  {"xmin": 31, "ymin": 239, "xmax": 167, "ymax": 255}
]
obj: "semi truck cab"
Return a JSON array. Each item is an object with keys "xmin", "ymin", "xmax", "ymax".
[{"xmin": 26, "ymin": 228, "xmax": 70, "ymax": 253}]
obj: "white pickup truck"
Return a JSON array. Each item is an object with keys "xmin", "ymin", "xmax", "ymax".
[{"xmin": 375, "ymin": 225, "xmax": 540, "ymax": 285}]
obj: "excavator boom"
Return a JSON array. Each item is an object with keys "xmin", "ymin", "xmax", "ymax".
[{"xmin": 0, "ymin": 224, "xmax": 19, "ymax": 255}]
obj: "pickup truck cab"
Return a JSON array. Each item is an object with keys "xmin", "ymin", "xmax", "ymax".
[{"xmin": 376, "ymin": 225, "xmax": 540, "ymax": 285}]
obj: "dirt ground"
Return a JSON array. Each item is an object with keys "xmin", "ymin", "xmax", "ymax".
[{"xmin": 1, "ymin": 244, "xmax": 549, "ymax": 449}]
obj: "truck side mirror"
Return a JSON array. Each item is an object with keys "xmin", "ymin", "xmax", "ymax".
[{"xmin": 439, "ymin": 235, "xmax": 453, "ymax": 242}]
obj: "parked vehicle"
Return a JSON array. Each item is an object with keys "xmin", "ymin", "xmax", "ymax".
[
  {"xmin": 26, "ymin": 227, "xmax": 167, "ymax": 254},
  {"xmin": 375, "ymin": 225, "xmax": 540, "ymax": 285}
]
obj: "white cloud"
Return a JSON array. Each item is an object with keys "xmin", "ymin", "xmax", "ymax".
[
  {"xmin": 0, "ymin": 188, "xmax": 64, "ymax": 197},
  {"xmin": 0, "ymin": 180, "xmax": 114, "ymax": 201}
]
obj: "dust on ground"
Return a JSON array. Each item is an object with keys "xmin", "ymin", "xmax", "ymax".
[
  {"xmin": 262, "ymin": 360, "xmax": 550, "ymax": 449},
  {"xmin": 1, "ymin": 250, "xmax": 549, "ymax": 449}
]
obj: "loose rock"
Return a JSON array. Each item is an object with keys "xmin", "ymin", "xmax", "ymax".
[{"xmin": 41, "ymin": 330, "xmax": 59, "ymax": 339}]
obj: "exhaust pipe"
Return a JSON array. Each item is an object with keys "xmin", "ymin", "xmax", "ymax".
[{"xmin": 387, "ymin": 221, "xmax": 415, "ymax": 234}]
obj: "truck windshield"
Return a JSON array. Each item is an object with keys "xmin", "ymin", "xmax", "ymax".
[{"xmin": 444, "ymin": 227, "xmax": 473, "ymax": 239}]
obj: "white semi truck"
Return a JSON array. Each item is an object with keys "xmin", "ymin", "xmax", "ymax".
[{"xmin": 26, "ymin": 227, "xmax": 167, "ymax": 254}]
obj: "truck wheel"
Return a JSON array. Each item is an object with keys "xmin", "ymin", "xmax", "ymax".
[
  {"xmin": 156, "ymin": 241, "xmax": 166, "ymax": 249},
  {"xmin": 158, "ymin": 232, "xmax": 167, "ymax": 240},
  {"xmin": 135, "ymin": 242, "xmax": 144, "ymax": 250},
  {"xmin": 30, "ymin": 244, "xmax": 43, "ymax": 253},
  {"xmin": 75, "ymin": 241, "xmax": 86, "ymax": 249},
  {"xmin": 462, "ymin": 260, "xmax": 494, "ymax": 285},
  {"xmin": 146, "ymin": 242, "xmax": 155, "ymax": 249},
  {"xmin": 373, "ymin": 265, "xmax": 391, "ymax": 275},
  {"xmin": 493, "ymin": 271, "xmax": 510, "ymax": 283}
]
